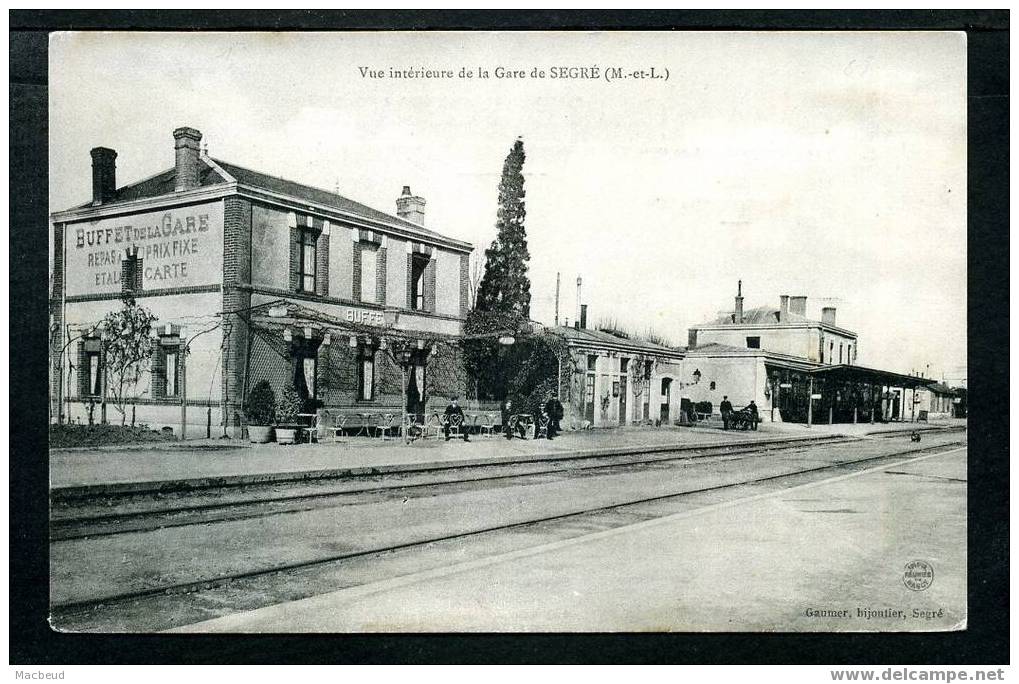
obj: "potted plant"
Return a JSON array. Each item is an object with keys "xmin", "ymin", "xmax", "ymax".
[
  {"xmin": 275, "ymin": 386, "xmax": 304, "ymax": 445},
  {"xmin": 244, "ymin": 380, "xmax": 276, "ymax": 443}
]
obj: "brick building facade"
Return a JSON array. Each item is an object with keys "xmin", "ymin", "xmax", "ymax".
[{"xmin": 50, "ymin": 126, "xmax": 473, "ymax": 437}]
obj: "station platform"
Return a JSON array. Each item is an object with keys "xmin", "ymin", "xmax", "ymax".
[{"xmin": 49, "ymin": 419, "xmax": 966, "ymax": 498}]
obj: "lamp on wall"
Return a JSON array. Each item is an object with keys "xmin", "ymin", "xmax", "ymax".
[
  {"xmin": 349, "ymin": 335, "xmax": 358, "ymax": 348},
  {"xmin": 692, "ymin": 369, "xmax": 701, "ymax": 384}
]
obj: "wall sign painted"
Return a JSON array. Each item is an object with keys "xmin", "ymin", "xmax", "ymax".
[
  {"xmin": 345, "ymin": 308, "xmax": 386, "ymax": 326},
  {"xmin": 65, "ymin": 202, "xmax": 224, "ymax": 296}
]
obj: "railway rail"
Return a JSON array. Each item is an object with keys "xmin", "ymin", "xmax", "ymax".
[
  {"xmin": 50, "ymin": 434, "xmax": 965, "ymax": 620},
  {"xmin": 51, "ymin": 434, "xmax": 854, "ymax": 541}
]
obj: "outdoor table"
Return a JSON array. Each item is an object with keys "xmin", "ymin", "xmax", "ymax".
[
  {"xmin": 355, "ymin": 412, "xmax": 375, "ymax": 437},
  {"xmin": 296, "ymin": 413, "xmax": 318, "ymax": 442}
]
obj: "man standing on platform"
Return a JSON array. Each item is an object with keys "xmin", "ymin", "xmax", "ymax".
[
  {"xmin": 720, "ymin": 395, "xmax": 734, "ymax": 430},
  {"xmin": 746, "ymin": 400, "xmax": 759, "ymax": 431},
  {"xmin": 545, "ymin": 392, "xmax": 564, "ymax": 439}
]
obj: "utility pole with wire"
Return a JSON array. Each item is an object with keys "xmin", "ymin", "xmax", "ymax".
[{"xmin": 554, "ymin": 272, "xmax": 560, "ymax": 327}]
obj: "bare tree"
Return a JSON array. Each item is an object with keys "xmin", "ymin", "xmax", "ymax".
[
  {"xmin": 629, "ymin": 354, "xmax": 657, "ymax": 424},
  {"xmin": 100, "ymin": 298, "xmax": 158, "ymax": 425},
  {"xmin": 467, "ymin": 253, "xmax": 484, "ymax": 310}
]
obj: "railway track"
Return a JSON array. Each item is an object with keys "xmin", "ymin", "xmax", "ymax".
[
  {"xmin": 51, "ymin": 434, "xmax": 856, "ymax": 541},
  {"xmin": 49, "ymin": 436, "xmax": 965, "ymax": 619}
]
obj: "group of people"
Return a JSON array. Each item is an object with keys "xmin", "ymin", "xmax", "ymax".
[
  {"xmin": 445, "ymin": 394, "xmax": 762, "ymax": 437},
  {"xmin": 442, "ymin": 394, "xmax": 565, "ymax": 442},
  {"xmin": 718, "ymin": 395, "xmax": 759, "ymax": 431}
]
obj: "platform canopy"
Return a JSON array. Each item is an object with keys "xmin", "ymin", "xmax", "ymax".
[{"xmin": 807, "ymin": 364, "xmax": 936, "ymax": 389}]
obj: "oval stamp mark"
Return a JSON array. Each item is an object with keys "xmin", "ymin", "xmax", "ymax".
[{"xmin": 903, "ymin": 560, "xmax": 934, "ymax": 591}]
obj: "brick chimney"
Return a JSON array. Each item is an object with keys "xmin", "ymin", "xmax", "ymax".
[
  {"xmin": 789, "ymin": 295, "xmax": 807, "ymax": 317},
  {"xmin": 173, "ymin": 127, "xmax": 203, "ymax": 192},
  {"xmin": 821, "ymin": 306, "xmax": 837, "ymax": 326},
  {"xmin": 396, "ymin": 185, "xmax": 426, "ymax": 225},
  {"xmin": 580, "ymin": 304, "xmax": 588, "ymax": 330},
  {"xmin": 90, "ymin": 147, "xmax": 117, "ymax": 205},
  {"xmin": 779, "ymin": 295, "xmax": 790, "ymax": 322},
  {"xmin": 688, "ymin": 329, "xmax": 698, "ymax": 349}
]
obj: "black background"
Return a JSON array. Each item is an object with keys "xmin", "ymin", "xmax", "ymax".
[{"xmin": 9, "ymin": 10, "xmax": 1009, "ymax": 665}]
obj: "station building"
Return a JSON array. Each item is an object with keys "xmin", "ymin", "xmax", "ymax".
[
  {"xmin": 914, "ymin": 381, "xmax": 959, "ymax": 420},
  {"xmin": 552, "ymin": 312, "xmax": 685, "ymax": 428},
  {"xmin": 50, "ymin": 126, "xmax": 473, "ymax": 437},
  {"xmin": 681, "ymin": 284, "xmax": 934, "ymax": 424}
]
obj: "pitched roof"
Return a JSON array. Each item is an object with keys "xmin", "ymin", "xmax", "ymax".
[
  {"xmin": 214, "ymin": 160, "xmax": 457, "ymax": 243},
  {"xmin": 68, "ymin": 157, "xmax": 468, "ymax": 249},
  {"xmin": 554, "ymin": 326, "xmax": 683, "ymax": 357},
  {"xmin": 72, "ymin": 163, "xmax": 229, "ymax": 209},
  {"xmin": 698, "ymin": 305, "xmax": 813, "ymax": 327}
]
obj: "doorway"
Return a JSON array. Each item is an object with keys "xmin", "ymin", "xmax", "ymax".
[
  {"xmin": 406, "ymin": 360, "xmax": 427, "ymax": 423},
  {"xmin": 584, "ymin": 372, "xmax": 596, "ymax": 424},
  {"xmin": 618, "ymin": 375, "xmax": 628, "ymax": 426},
  {"xmin": 659, "ymin": 377, "xmax": 672, "ymax": 424}
]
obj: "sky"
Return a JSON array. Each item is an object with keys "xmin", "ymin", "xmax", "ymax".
[{"xmin": 49, "ymin": 31, "xmax": 967, "ymax": 384}]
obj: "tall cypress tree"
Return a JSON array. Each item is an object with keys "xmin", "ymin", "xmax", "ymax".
[
  {"xmin": 465, "ymin": 138, "xmax": 531, "ymax": 401},
  {"xmin": 476, "ymin": 138, "xmax": 530, "ymax": 319}
]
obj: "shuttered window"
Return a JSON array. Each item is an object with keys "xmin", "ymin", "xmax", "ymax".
[
  {"xmin": 80, "ymin": 338, "xmax": 102, "ymax": 397},
  {"xmin": 410, "ymin": 253, "xmax": 427, "ymax": 310},
  {"xmin": 361, "ymin": 246, "xmax": 377, "ymax": 303},
  {"xmin": 165, "ymin": 349, "xmax": 179, "ymax": 397},
  {"xmin": 298, "ymin": 228, "xmax": 317, "ymax": 293}
]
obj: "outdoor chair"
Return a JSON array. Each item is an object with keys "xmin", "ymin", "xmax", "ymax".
[
  {"xmin": 375, "ymin": 413, "xmax": 396, "ymax": 440},
  {"xmin": 445, "ymin": 413, "xmax": 465, "ymax": 439},
  {"xmin": 306, "ymin": 411, "xmax": 325, "ymax": 443},
  {"xmin": 327, "ymin": 414, "xmax": 352, "ymax": 442},
  {"xmin": 423, "ymin": 413, "xmax": 444, "ymax": 440},
  {"xmin": 479, "ymin": 413, "xmax": 497, "ymax": 438},
  {"xmin": 402, "ymin": 413, "xmax": 424, "ymax": 442}
]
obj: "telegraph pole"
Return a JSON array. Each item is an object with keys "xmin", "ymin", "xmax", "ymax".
[{"xmin": 554, "ymin": 272, "xmax": 561, "ymax": 327}]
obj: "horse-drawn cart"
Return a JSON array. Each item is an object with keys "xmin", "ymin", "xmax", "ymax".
[{"xmin": 728, "ymin": 408, "xmax": 758, "ymax": 431}]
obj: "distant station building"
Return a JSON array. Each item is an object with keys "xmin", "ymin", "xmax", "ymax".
[
  {"xmin": 681, "ymin": 283, "xmax": 934, "ymax": 424},
  {"xmin": 552, "ymin": 306, "xmax": 685, "ymax": 428},
  {"xmin": 914, "ymin": 381, "xmax": 959, "ymax": 420},
  {"xmin": 50, "ymin": 126, "xmax": 473, "ymax": 437}
]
